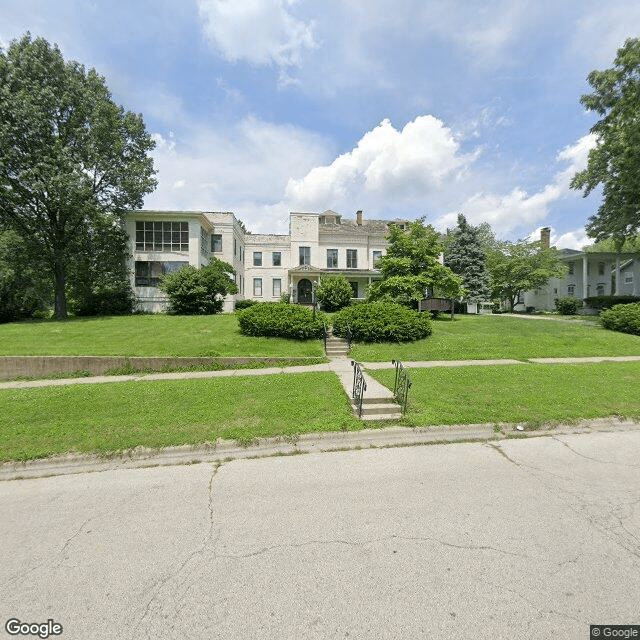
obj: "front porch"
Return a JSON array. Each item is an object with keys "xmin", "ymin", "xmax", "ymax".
[{"xmin": 288, "ymin": 265, "xmax": 380, "ymax": 306}]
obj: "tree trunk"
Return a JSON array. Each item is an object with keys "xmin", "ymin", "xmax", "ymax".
[{"xmin": 53, "ymin": 254, "xmax": 68, "ymax": 319}]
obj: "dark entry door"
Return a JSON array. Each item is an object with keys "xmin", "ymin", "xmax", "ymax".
[{"xmin": 297, "ymin": 279, "xmax": 313, "ymax": 304}]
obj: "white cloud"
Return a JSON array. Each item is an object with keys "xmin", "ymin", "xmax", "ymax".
[
  {"xmin": 197, "ymin": 0, "xmax": 316, "ymax": 67},
  {"xmin": 144, "ymin": 116, "xmax": 332, "ymax": 233},
  {"xmin": 552, "ymin": 227, "xmax": 590, "ymax": 250},
  {"xmin": 285, "ymin": 116, "xmax": 478, "ymax": 211}
]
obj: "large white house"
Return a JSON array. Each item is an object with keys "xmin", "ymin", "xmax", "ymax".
[
  {"xmin": 520, "ymin": 228, "xmax": 640, "ymax": 311},
  {"xmin": 125, "ymin": 209, "xmax": 398, "ymax": 312}
]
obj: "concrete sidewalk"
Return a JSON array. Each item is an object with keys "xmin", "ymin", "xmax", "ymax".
[{"xmin": 2, "ymin": 355, "xmax": 639, "ymax": 389}]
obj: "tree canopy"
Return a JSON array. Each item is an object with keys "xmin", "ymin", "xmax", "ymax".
[
  {"xmin": 571, "ymin": 37, "xmax": 640, "ymax": 247},
  {"xmin": 159, "ymin": 260, "xmax": 238, "ymax": 315},
  {"xmin": 367, "ymin": 218, "xmax": 464, "ymax": 309},
  {"xmin": 444, "ymin": 213, "xmax": 491, "ymax": 302},
  {"xmin": 0, "ymin": 34, "xmax": 157, "ymax": 318},
  {"xmin": 486, "ymin": 239, "xmax": 566, "ymax": 311},
  {"xmin": 315, "ymin": 275, "xmax": 352, "ymax": 312}
]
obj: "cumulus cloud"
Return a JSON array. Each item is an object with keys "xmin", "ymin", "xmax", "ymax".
[
  {"xmin": 144, "ymin": 116, "xmax": 331, "ymax": 233},
  {"xmin": 197, "ymin": 0, "xmax": 316, "ymax": 67},
  {"xmin": 285, "ymin": 116, "xmax": 478, "ymax": 211}
]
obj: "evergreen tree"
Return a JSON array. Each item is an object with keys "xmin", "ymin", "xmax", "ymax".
[{"xmin": 444, "ymin": 214, "xmax": 491, "ymax": 303}]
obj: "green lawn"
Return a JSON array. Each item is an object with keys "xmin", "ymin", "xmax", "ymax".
[
  {"xmin": 0, "ymin": 372, "xmax": 361, "ymax": 461},
  {"xmin": 350, "ymin": 314, "xmax": 640, "ymax": 361},
  {"xmin": 369, "ymin": 361, "xmax": 640, "ymax": 426},
  {"xmin": 0, "ymin": 314, "xmax": 324, "ymax": 357}
]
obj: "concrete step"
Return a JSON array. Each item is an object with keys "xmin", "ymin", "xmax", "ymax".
[{"xmin": 351, "ymin": 401, "xmax": 401, "ymax": 415}]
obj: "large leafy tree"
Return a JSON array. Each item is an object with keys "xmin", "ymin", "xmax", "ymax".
[
  {"xmin": 444, "ymin": 213, "xmax": 491, "ymax": 303},
  {"xmin": 367, "ymin": 218, "xmax": 464, "ymax": 309},
  {"xmin": 571, "ymin": 38, "xmax": 640, "ymax": 246},
  {"xmin": 486, "ymin": 240, "xmax": 566, "ymax": 311},
  {"xmin": 0, "ymin": 34, "xmax": 157, "ymax": 318}
]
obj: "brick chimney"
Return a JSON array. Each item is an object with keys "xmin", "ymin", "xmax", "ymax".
[
  {"xmin": 356, "ymin": 210, "xmax": 363, "ymax": 226},
  {"xmin": 540, "ymin": 227, "xmax": 551, "ymax": 249}
]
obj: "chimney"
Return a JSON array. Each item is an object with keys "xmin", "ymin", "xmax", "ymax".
[
  {"xmin": 356, "ymin": 210, "xmax": 363, "ymax": 226},
  {"xmin": 540, "ymin": 227, "xmax": 551, "ymax": 249}
]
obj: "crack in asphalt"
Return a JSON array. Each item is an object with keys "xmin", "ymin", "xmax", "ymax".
[{"xmin": 552, "ymin": 436, "xmax": 640, "ymax": 468}]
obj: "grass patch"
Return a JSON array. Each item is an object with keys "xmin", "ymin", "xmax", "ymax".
[
  {"xmin": 0, "ymin": 314, "xmax": 324, "ymax": 357},
  {"xmin": 350, "ymin": 314, "xmax": 640, "ymax": 361},
  {"xmin": 369, "ymin": 361, "xmax": 640, "ymax": 426},
  {"xmin": 0, "ymin": 372, "xmax": 362, "ymax": 461}
]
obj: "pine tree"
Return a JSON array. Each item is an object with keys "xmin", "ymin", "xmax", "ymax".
[{"xmin": 444, "ymin": 214, "xmax": 491, "ymax": 303}]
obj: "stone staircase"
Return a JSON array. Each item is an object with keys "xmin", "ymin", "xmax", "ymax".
[
  {"xmin": 325, "ymin": 328, "xmax": 402, "ymax": 421},
  {"xmin": 324, "ymin": 328, "xmax": 350, "ymax": 358}
]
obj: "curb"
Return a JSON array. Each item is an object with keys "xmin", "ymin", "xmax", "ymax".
[{"xmin": 1, "ymin": 418, "xmax": 638, "ymax": 481}]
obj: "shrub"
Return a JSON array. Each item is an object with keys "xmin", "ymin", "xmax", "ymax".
[
  {"xmin": 279, "ymin": 292, "xmax": 291, "ymax": 303},
  {"xmin": 237, "ymin": 302, "xmax": 327, "ymax": 339},
  {"xmin": 315, "ymin": 275, "xmax": 353, "ymax": 312},
  {"xmin": 234, "ymin": 299, "xmax": 258, "ymax": 311},
  {"xmin": 554, "ymin": 296, "xmax": 582, "ymax": 315},
  {"xmin": 599, "ymin": 303, "xmax": 640, "ymax": 336},
  {"xmin": 332, "ymin": 301, "xmax": 432, "ymax": 343},
  {"xmin": 584, "ymin": 295, "xmax": 640, "ymax": 310},
  {"xmin": 159, "ymin": 260, "xmax": 238, "ymax": 315}
]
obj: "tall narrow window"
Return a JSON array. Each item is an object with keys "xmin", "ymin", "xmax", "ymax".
[
  {"xmin": 568, "ymin": 262, "xmax": 574, "ymax": 275},
  {"xmin": 567, "ymin": 284, "xmax": 575, "ymax": 296},
  {"xmin": 299, "ymin": 246, "xmax": 311, "ymax": 266},
  {"xmin": 272, "ymin": 252, "xmax": 281, "ymax": 266},
  {"xmin": 372, "ymin": 251, "xmax": 382, "ymax": 267},
  {"xmin": 211, "ymin": 234, "xmax": 222, "ymax": 252},
  {"xmin": 349, "ymin": 281, "xmax": 358, "ymax": 298},
  {"xmin": 253, "ymin": 252, "xmax": 262, "ymax": 266},
  {"xmin": 273, "ymin": 278, "xmax": 281, "ymax": 297},
  {"xmin": 598, "ymin": 262, "xmax": 605, "ymax": 276},
  {"xmin": 253, "ymin": 278, "xmax": 262, "ymax": 296},
  {"xmin": 327, "ymin": 249, "xmax": 338, "ymax": 268},
  {"xmin": 347, "ymin": 249, "xmax": 358, "ymax": 268}
]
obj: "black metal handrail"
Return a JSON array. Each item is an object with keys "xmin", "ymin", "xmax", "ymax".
[
  {"xmin": 323, "ymin": 322, "xmax": 328, "ymax": 351},
  {"xmin": 345, "ymin": 324, "xmax": 353, "ymax": 349},
  {"xmin": 351, "ymin": 360, "xmax": 367, "ymax": 417},
  {"xmin": 392, "ymin": 359, "xmax": 412, "ymax": 413}
]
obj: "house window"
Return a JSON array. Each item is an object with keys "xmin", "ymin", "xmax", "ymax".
[
  {"xmin": 233, "ymin": 238, "xmax": 237, "ymax": 257},
  {"xmin": 347, "ymin": 249, "xmax": 358, "ymax": 268},
  {"xmin": 598, "ymin": 262, "xmax": 605, "ymax": 276},
  {"xmin": 568, "ymin": 262, "xmax": 574, "ymax": 275},
  {"xmin": 299, "ymin": 246, "xmax": 310, "ymax": 266},
  {"xmin": 372, "ymin": 251, "xmax": 382, "ymax": 267},
  {"xmin": 211, "ymin": 234, "xmax": 222, "ymax": 253},
  {"xmin": 596, "ymin": 283, "xmax": 605, "ymax": 296},
  {"xmin": 567, "ymin": 284, "xmax": 575, "ymax": 296},
  {"xmin": 349, "ymin": 281, "xmax": 359, "ymax": 298},
  {"xmin": 135, "ymin": 221, "xmax": 188, "ymax": 252},
  {"xmin": 273, "ymin": 278, "xmax": 281, "ymax": 297},
  {"xmin": 134, "ymin": 261, "xmax": 188, "ymax": 287},
  {"xmin": 272, "ymin": 252, "xmax": 281, "ymax": 266},
  {"xmin": 327, "ymin": 249, "xmax": 338, "ymax": 268},
  {"xmin": 253, "ymin": 252, "xmax": 262, "ymax": 266},
  {"xmin": 253, "ymin": 278, "xmax": 262, "ymax": 297},
  {"xmin": 625, "ymin": 273, "xmax": 634, "ymax": 284}
]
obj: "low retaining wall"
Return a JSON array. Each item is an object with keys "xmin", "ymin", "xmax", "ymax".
[{"xmin": 0, "ymin": 356, "xmax": 321, "ymax": 380}]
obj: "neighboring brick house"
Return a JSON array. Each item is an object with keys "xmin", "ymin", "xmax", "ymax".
[{"xmin": 125, "ymin": 209, "xmax": 398, "ymax": 312}]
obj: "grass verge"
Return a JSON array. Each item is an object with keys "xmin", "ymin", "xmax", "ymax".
[
  {"xmin": 0, "ymin": 314, "xmax": 324, "ymax": 357},
  {"xmin": 0, "ymin": 372, "xmax": 362, "ymax": 462},
  {"xmin": 350, "ymin": 314, "xmax": 640, "ymax": 361},
  {"xmin": 369, "ymin": 361, "xmax": 640, "ymax": 426}
]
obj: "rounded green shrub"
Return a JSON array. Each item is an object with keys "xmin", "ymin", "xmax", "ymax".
[
  {"xmin": 237, "ymin": 302, "xmax": 327, "ymax": 339},
  {"xmin": 234, "ymin": 299, "xmax": 258, "ymax": 311},
  {"xmin": 332, "ymin": 301, "xmax": 432, "ymax": 343},
  {"xmin": 554, "ymin": 296, "xmax": 582, "ymax": 315},
  {"xmin": 599, "ymin": 303, "xmax": 640, "ymax": 336},
  {"xmin": 315, "ymin": 275, "xmax": 353, "ymax": 312}
]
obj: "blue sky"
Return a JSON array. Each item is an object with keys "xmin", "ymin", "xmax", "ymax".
[{"xmin": 3, "ymin": 1, "xmax": 640, "ymax": 247}]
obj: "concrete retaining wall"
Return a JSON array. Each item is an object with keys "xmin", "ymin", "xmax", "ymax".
[{"xmin": 0, "ymin": 356, "xmax": 321, "ymax": 380}]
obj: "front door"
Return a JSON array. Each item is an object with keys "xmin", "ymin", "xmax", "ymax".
[{"xmin": 297, "ymin": 278, "xmax": 313, "ymax": 304}]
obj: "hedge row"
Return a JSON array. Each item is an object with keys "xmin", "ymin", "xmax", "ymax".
[
  {"xmin": 332, "ymin": 301, "xmax": 432, "ymax": 343},
  {"xmin": 584, "ymin": 295, "xmax": 640, "ymax": 310},
  {"xmin": 237, "ymin": 302, "xmax": 326, "ymax": 339},
  {"xmin": 599, "ymin": 303, "xmax": 640, "ymax": 336}
]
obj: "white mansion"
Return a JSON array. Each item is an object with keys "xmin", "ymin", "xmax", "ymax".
[
  {"xmin": 126, "ymin": 209, "xmax": 396, "ymax": 313},
  {"xmin": 125, "ymin": 209, "xmax": 640, "ymax": 313}
]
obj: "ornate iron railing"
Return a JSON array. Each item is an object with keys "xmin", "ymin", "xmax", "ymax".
[
  {"xmin": 323, "ymin": 323, "xmax": 329, "ymax": 351},
  {"xmin": 392, "ymin": 359, "xmax": 412, "ymax": 413},
  {"xmin": 345, "ymin": 324, "xmax": 354, "ymax": 349},
  {"xmin": 351, "ymin": 360, "xmax": 367, "ymax": 417}
]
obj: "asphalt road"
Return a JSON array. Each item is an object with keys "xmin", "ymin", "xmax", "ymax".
[{"xmin": 1, "ymin": 430, "xmax": 639, "ymax": 640}]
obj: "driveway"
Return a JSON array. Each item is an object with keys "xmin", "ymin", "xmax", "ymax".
[{"xmin": 1, "ymin": 430, "xmax": 639, "ymax": 640}]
